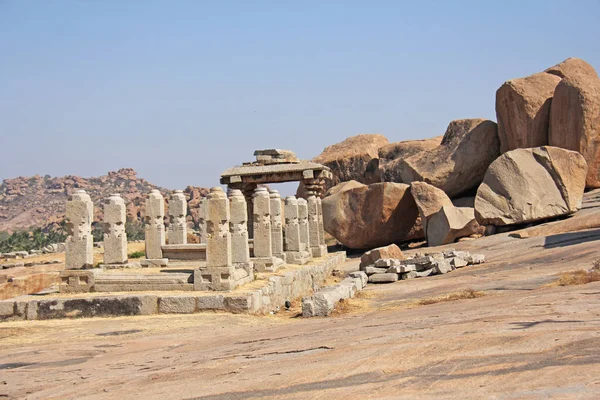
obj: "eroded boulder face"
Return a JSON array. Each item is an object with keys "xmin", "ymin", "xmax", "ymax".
[
  {"xmin": 322, "ymin": 182, "xmax": 422, "ymax": 249},
  {"xmin": 545, "ymin": 57, "xmax": 598, "ymax": 80},
  {"xmin": 399, "ymin": 119, "xmax": 500, "ymax": 197},
  {"xmin": 427, "ymin": 206, "xmax": 481, "ymax": 247},
  {"xmin": 379, "ymin": 136, "xmax": 443, "ymax": 182},
  {"xmin": 548, "ymin": 67, "xmax": 600, "ymax": 188},
  {"xmin": 410, "ymin": 181, "xmax": 453, "ymax": 233},
  {"xmin": 314, "ymin": 134, "xmax": 389, "ymax": 188},
  {"xmin": 495, "ymin": 72, "xmax": 561, "ymax": 153},
  {"xmin": 475, "ymin": 146, "xmax": 587, "ymax": 226}
]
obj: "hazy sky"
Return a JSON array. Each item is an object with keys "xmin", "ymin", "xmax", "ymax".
[{"xmin": 1, "ymin": 1, "xmax": 599, "ymax": 192}]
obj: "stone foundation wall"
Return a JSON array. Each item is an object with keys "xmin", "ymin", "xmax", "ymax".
[{"xmin": 0, "ymin": 252, "xmax": 345, "ymax": 321}]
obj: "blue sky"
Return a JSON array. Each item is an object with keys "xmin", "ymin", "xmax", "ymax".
[{"xmin": 1, "ymin": 1, "xmax": 599, "ymax": 191}]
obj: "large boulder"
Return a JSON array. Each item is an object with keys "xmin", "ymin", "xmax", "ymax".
[
  {"xmin": 399, "ymin": 119, "xmax": 500, "ymax": 197},
  {"xmin": 322, "ymin": 182, "xmax": 422, "ymax": 249},
  {"xmin": 324, "ymin": 180, "xmax": 365, "ymax": 197},
  {"xmin": 379, "ymin": 136, "xmax": 443, "ymax": 182},
  {"xmin": 545, "ymin": 58, "xmax": 598, "ymax": 80},
  {"xmin": 427, "ymin": 206, "xmax": 481, "ymax": 247},
  {"xmin": 409, "ymin": 181, "xmax": 453, "ymax": 233},
  {"xmin": 495, "ymin": 72, "xmax": 561, "ymax": 153},
  {"xmin": 475, "ymin": 146, "xmax": 587, "ymax": 226},
  {"xmin": 548, "ymin": 67, "xmax": 600, "ymax": 188},
  {"xmin": 314, "ymin": 134, "xmax": 389, "ymax": 188}
]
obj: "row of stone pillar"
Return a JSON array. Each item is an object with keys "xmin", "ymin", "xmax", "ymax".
[
  {"xmin": 64, "ymin": 186, "xmax": 328, "ymax": 273},
  {"xmin": 64, "ymin": 190, "xmax": 128, "ymax": 269}
]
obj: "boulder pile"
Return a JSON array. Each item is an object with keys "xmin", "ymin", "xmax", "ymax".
[
  {"xmin": 308, "ymin": 57, "xmax": 599, "ymax": 250},
  {"xmin": 360, "ymin": 249, "xmax": 485, "ymax": 283}
]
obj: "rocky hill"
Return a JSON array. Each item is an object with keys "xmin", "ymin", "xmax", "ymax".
[{"xmin": 0, "ymin": 168, "xmax": 209, "ymax": 232}]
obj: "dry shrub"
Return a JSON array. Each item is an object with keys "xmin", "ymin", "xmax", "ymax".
[
  {"xmin": 418, "ymin": 288, "xmax": 485, "ymax": 306},
  {"xmin": 330, "ymin": 291, "xmax": 375, "ymax": 317},
  {"xmin": 556, "ymin": 269, "xmax": 600, "ymax": 286}
]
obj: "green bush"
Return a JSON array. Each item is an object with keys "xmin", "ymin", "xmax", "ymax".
[{"xmin": 128, "ymin": 251, "xmax": 145, "ymax": 259}]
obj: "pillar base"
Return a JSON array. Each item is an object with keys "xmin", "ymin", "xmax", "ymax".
[
  {"xmin": 99, "ymin": 262, "xmax": 140, "ymax": 270},
  {"xmin": 59, "ymin": 269, "xmax": 100, "ymax": 293},
  {"xmin": 140, "ymin": 258, "xmax": 169, "ymax": 268},
  {"xmin": 252, "ymin": 256, "xmax": 284, "ymax": 272},
  {"xmin": 310, "ymin": 245, "xmax": 328, "ymax": 258},
  {"xmin": 194, "ymin": 267, "xmax": 237, "ymax": 291},
  {"xmin": 285, "ymin": 250, "xmax": 311, "ymax": 265}
]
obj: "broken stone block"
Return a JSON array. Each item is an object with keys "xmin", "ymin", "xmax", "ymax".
[
  {"xmin": 364, "ymin": 266, "xmax": 388, "ymax": 275},
  {"xmin": 349, "ymin": 271, "xmax": 368, "ymax": 288},
  {"xmin": 359, "ymin": 244, "xmax": 404, "ymax": 270},
  {"xmin": 433, "ymin": 259, "xmax": 453, "ymax": 274},
  {"xmin": 374, "ymin": 258, "xmax": 401, "ymax": 267},
  {"xmin": 401, "ymin": 269, "xmax": 434, "ymax": 280},
  {"xmin": 368, "ymin": 273, "xmax": 398, "ymax": 283},
  {"xmin": 386, "ymin": 264, "xmax": 416, "ymax": 274},
  {"xmin": 449, "ymin": 257, "xmax": 468, "ymax": 268},
  {"xmin": 468, "ymin": 254, "xmax": 486, "ymax": 265},
  {"xmin": 65, "ymin": 190, "xmax": 94, "ymax": 269}
]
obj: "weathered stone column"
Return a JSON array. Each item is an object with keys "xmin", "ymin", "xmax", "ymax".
[
  {"xmin": 317, "ymin": 197, "xmax": 327, "ymax": 248},
  {"xmin": 297, "ymin": 198, "xmax": 311, "ymax": 259},
  {"xmin": 143, "ymin": 189, "xmax": 167, "ymax": 265},
  {"xmin": 102, "ymin": 194, "xmax": 127, "ymax": 265},
  {"xmin": 269, "ymin": 189, "xmax": 285, "ymax": 261},
  {"xmin": 195, "ymin": 187, "xmax": 236, "ymax": 291},
  {"xmin": 242, "ymin": 183, "xmax": 257, "ymax": 238},
  {"xmin": 198, "ymin": 197, "xmax": 207, "ymax": 244},
  {"xmin": 307, "ymin": 196, "xmax": 328, "ymax": 257},
  {"xmin": 229, "ymin": 189, "xmax": 252, "ymax": 274},
  {"xmin": 252, "ymin": 187, "xmax": 284, "ymax": 272},
  {"xmin": 284, "ymin": 196, "xmax": 310, "ymax": 264},
  {"xmin": 65, "ymin": 190, "xmax": 94, "ymax": 269},
  {"xmin": 168, "ymin": 190, "xmax": 187, "ymax": 245}
]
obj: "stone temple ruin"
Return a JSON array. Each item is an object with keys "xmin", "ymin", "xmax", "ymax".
[{"xmin": 56, "ymin": 150, "xmax": 343, "ymax": 316}]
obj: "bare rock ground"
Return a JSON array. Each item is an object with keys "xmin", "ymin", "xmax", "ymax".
[{"xmin": 3, "ymin": 203, "xmax": 600, "ymax": 398}]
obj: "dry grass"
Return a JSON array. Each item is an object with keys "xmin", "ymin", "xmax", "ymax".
[
  {"xmin": 555, "ymin": 269, "xmax": 600, "ymax": 286},
  {"xmin": 417, "ymin": 288, "xmax": 485, "ymax": 306},
  {"xmin": 330, "ymin": 291, "xmax": 377, "ymax": 317}
]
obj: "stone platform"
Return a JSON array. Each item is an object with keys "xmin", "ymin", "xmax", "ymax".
[{"xmin": 0, "ymin": 252, "xmax": 345, "ymax": 321}]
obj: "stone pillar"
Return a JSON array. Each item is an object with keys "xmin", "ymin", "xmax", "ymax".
[
  {"xmin": 143, "ymin": 189, "xmax": 166, "ymax": 264},
  {"xmin": 317, "ymin": 197, "xmax": 327, "ymax": 248},
  {"xmin": 284, "ymin": 196, "xmax": 310, "ymax": 264},
  {"xmin": 195, "ymin": 187, "xmax": 237, "ymax": 291},
  {"xmin": 168, "ymin": 190, "xmax": 187, "ymax": 245},
  {"xmin": 198, "ymin": 198, "xmax": 207, "ymax": 244},
  {"xmin": 297, "ymin": 198, "xmax": 311, "ymax": 258},
  {"xmin": 242, "ymin": 183, "xmax": 257, "ymax": 238},
  {"xmin": 252, "ymin": 187, "xmax": 284, "ymax": 272},
  {"xmin": 229, "ymin": 189, "xmax": 252, "ymax": 273},
  {"xmin": 102, "ymin": 194, "xmax": 127, "ymax": 265},
  {"xmin": 269, "ymin": 189, "xmax": 285, "ymax": 261},
  {"xmin": 308, "ymin": 196, "xmax": 328, "ymax": 257},
  {"xmin": 65, "ymin": 190, "xmax": 94, "ymax": 269}
]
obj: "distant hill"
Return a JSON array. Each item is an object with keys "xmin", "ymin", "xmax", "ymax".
[{"xmin": 0, "ymin": 168, "xmax": 209, "ymax": 232}]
